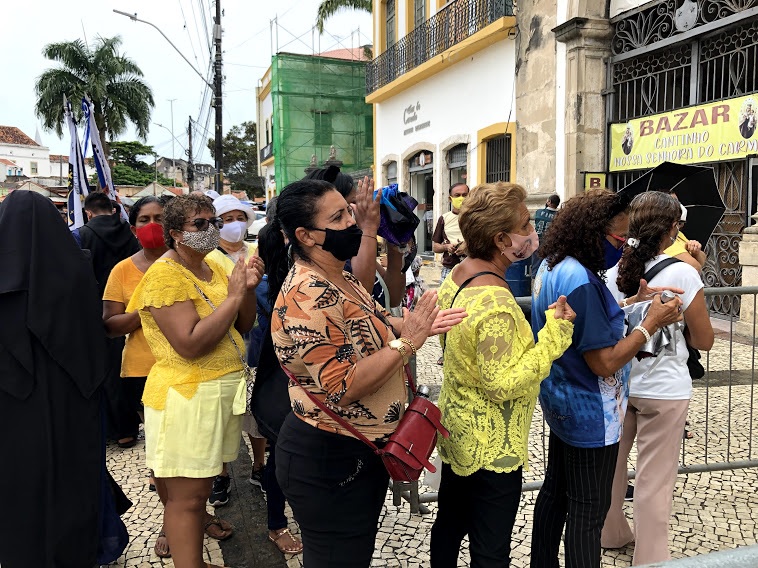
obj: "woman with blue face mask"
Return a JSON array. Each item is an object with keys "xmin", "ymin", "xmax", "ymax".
[{"xmin": 530, "ymin": 189, "xmax": 683, "ymax": 568}]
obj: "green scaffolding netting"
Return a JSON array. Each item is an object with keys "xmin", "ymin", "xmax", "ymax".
[{"xmin": 271, "ymin": 53, "xmax": 374, "ymax": 190}]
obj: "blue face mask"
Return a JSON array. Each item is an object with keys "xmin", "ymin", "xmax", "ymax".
[{"xmin": 603, "ymin": 238, "xmax": 623, "ymax": 269}]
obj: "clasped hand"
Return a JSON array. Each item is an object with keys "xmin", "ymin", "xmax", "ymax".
[
  {"xmin": 401, "ymin": 291, "xmax": 467, "ymax": 349},
  {"xmin": 228, "ymin": 255, "xmax": 265, "ymax": 300}
]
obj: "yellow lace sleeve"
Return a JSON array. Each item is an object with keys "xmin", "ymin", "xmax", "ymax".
[
  {"xmin": 127, "ymin": 261, "xmax": 202, "ymax": 312},
  {"xmin": 475, "ymin": 307, "xmax": 574, "ymax": 404}
]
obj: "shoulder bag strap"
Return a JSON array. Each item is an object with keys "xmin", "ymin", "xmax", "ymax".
[
  {"xmin": 643, "ymin": 257, "xmax": 682, "ymax": 283},
  {"xmin": 442, "ymin": 270, "xmax": 506, "ymax": 354},
  {"xmin": 281, "ymin": 365, "xmax": 381, "ymax": 453}
]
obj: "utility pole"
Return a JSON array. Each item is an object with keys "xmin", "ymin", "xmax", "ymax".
[
  {"xmin": 213, "ymin": 0, "xmax": 223, "ymax": 193},
  {"xmin": 168, "ymin": 98, "xmax": 177, "ymax": 188},
  {"xmin": 187, "ymin": 116, "xmax": 195, "ymax": 192}
]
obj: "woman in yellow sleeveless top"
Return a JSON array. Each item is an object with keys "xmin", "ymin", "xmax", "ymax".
[
  {"xmin": 430, "ymin": 182, "xmax": 576, "ymax": 567},
  {"xmin": 128, "ymin": 194, "xmax": 264, "ymax": 568}
]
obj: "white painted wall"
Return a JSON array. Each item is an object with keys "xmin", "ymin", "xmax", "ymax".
[
  {"xmin": 374, "ymin": 39, "xmax": 516, "ymax": 250},
  {"xmin": 0, "ymin": 143, "xmax": 50, "ymax": 177},
  {"xmin": 374, "ymin": 39, "xmax": 516, "ymax": 186}
]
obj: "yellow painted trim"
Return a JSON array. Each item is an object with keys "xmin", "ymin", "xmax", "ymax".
[
  {"xmin": 406, "ymin": 0, "xmax": 414, "ymax": 36},
  {"xmin": 372, "ymin": 104, "xmax": 377, "ymax": 175},
  {"xmin": 436, "ymin": 0, "xmax": 445, "ymax": 9},
  {"xmin": 378, "ymin": 0, "xmax": 396, "ymax": 55},
  {"xmin": 366, "ymin": 16, "xmax": 516, "ymax": 104},
  {"xmin": 258, "ymin": 82, "xmax": 272, "ymax": 101},
  {"xmin": 261, "ymin": 155, "xmax": 275, "ymax": 167},
  {"xmin": 476, "ymin": 122, "xmax": 516, "ymax": 185}
]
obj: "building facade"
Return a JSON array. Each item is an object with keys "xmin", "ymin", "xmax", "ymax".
[
  {"xmin": 0, "ymin": 126, "xmax": 50, "ymax": 179},
  {"xmin": 516, "ymin": 0, "xmax": 758, "ymax": 316},
  {"xmin": 368, "ymin": 0, "xmax": 517, "ymax": 253},
  {"xmin": 256, "ymin": 51, "xmax": 374, "ymax": 199}
]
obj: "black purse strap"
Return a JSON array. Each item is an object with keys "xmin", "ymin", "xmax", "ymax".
[
  {"xmin": 442, "ymin": 270, "xmax": 506, "ymax": 354},
  {"xmin": 643, "ymin": 257, "xmax": 682, "ymax": 283}
]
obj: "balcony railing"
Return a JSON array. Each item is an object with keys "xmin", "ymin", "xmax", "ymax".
[
  {"xmin": 366, "ymin": 0, "xmax": 514, "ymax": 94},
  {"xmin": 260, "ymin": 142, "xmax": 273, "ymax": 163}
]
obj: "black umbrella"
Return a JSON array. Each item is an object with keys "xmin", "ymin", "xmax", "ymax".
[{"xmin": 618, "ymin": 161, "xmax": 726, "ymax": 246}]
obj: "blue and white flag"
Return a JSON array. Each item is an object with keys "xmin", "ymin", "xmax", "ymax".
[
  {"xmin": 82, "ymin": 96, "xmax": 128, "ymax": 221},
  {"xmin": 64, "ymin": 95, "xmax": 90, "ymax": 230}
]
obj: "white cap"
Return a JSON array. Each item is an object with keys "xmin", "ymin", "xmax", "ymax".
[
  {"xmin": 680, "ymin": 203, "xmax": 688, "ymax": 222},
  {"xmin": 213, "ymin": 194, "xmax": 256, "ymax": 228},
  {"xmin": 204, "ymin": 189, "xmax": 221, "ymax": 200}
]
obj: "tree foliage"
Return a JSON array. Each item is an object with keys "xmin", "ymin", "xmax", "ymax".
[
  {"xmin": 207, "ymin": 121, "xmax": 264, "ymax": 197},
  {"xmin": 316, "ymin": 0, "xmax": 372, "ymax": 33},
  {"xmin": 99, "ymin": 140, "xmax": 174, "ymax": 186},
  {"xmin": 35, "ymin": 36, "xmax": 154, "ymax": 152}
]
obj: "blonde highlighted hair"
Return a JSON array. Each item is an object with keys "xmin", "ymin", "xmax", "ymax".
[{"xmin": 458, "ymin": 182, "xmax": 527, "ymax": 259}]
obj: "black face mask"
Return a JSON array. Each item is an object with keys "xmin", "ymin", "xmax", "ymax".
[{"xmin": 312, "ymin": 224, "xmax": 363, "ymax": 261}]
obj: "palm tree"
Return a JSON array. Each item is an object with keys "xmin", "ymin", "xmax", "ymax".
[
  {"xmin": 35, "ymin": 36, "xmax": 154, "ymax": 154},
  {"xmin": 316, "ymin": 0, "xmax": 372, "ymax": 34}
]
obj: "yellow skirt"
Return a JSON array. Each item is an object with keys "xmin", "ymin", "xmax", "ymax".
[{"xmin": 144, "ymin": 372, "xmax": 247, "ymax": 478}]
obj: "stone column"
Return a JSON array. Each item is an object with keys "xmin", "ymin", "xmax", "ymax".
[
  {"xmin": 737, "ymin": 215, "xmax": 758, "ymax": 337},
  {"xmin": 515, "ymin": 0, "xmax": 558, "ymax": 197},
  {"xmin": 554, "ymin": 16, "xmax": 612, "ymax": 198}
]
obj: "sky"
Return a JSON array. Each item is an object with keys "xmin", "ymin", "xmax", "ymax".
[{"xmin": 1, "ymin": 0, "xmax": 372, "ymax": 165}]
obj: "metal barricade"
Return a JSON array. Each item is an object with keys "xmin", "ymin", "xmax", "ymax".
[{"xmin": 398, "ymin": 286, "xmax": 758, "ymax": 510}]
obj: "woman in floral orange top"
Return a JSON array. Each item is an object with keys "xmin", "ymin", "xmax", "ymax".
[{"xmin": 268, "ymin": 179, "xmax": 466, "ymax": 567}]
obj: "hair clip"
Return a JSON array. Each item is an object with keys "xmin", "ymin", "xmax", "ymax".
[{"xmin": 626, "ymin": 237, "xmax": 640, "ymax": 249}]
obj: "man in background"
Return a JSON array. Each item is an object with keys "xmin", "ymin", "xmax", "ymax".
[
  {"xmin": 432, "ymin": 183, "xmax": 469, "ymax": 281},
  {"xmin": 532, "ymin": 194, "xmax": 560, "ymax": 276}
]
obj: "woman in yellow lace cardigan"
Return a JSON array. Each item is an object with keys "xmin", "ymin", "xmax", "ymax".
[{"xmin": 429, "ymin": 182, "xmax": 575, "ymax": 567}]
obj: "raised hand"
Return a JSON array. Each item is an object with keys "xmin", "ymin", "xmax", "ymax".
[
  {"xmin": 228, "ymin": 257, "xmax": 247, "ymax": 301},
  {"xmin": 401, "ymin": 291, "xmax": 441, "ymax": 349},
  {"xmin": 548, "ymin": 295, "xmax": 576, "ymax": 322},
  {"xmin": 245, "ymin": 255, "xmax": 265, "ymax": 290},
  {"xmin": 353, "ymin": 176, "xmax": 381, "ymax": 236}
]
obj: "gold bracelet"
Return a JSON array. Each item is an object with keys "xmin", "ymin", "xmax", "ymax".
[
  {"xmin": 399, "ymin": 337, "xmax": 417, "ymax": 357},
  {"xmin": 362, "ymin": 234, "xmax": 377, "ymax": 240},
  {"xmin": 621, "ymin": 297, "xmax": 629, "ymax": 307}
]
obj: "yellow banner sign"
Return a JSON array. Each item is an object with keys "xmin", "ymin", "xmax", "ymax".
[{"xmin": 609, "ymin": 94, "xmax": 758, "ymax": 172}]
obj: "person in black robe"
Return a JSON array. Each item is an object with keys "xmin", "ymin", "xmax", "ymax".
[
  {"xmin": 78, "ymin": 191, "xmax": 142, "ymax": 447},
  {"xmin": 0, "ymin": 190, "xmax": 118, "ymax": 568}
]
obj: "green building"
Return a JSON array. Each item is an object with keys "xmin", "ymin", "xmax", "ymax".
[{"xmin": 257, "ymin": 50, "xmax": 374, "ymax": 195}]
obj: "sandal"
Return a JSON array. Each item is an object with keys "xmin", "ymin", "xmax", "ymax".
[
  {"xmin": 268, "ymin": 528, "xmax": 303, "ymax": 555},
  {"xmin": 154, "ymin": 530, "xmax": 171, "ymax": 558},
  {"xmin": 437, "ymin": 357, "xmax": 443, "ymax": 366},
  {"xmin": 684, "ymin": 429, "xmax": 694, "ymax": 439},
  {"xmin": 204, "ymin": 515, "xmax": 234, "ymax": 541}
]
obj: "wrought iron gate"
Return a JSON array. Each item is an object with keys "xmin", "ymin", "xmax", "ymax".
[{"xmin": 609, "ymin": 11, "xmax": 758, "ymax": 316}]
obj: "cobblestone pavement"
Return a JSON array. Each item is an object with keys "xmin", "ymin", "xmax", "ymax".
[{"xmin": 108, "ymin": 262, "xmax": 758, "ymax": 567}]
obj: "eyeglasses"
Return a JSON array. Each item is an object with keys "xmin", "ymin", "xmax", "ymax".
[
  {"xmin": 184, "ymin": 217, "xmax": 223, "ymax": 231},
  {"xmin": 608, "ymin": 233, "xmax": 627, "ymax": 245}
]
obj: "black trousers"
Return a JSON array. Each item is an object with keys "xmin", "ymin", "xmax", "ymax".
[
  {"xmin": 430, "ymin": 463, "xmax": 522, "ymax": 568},
  {"xmin": 530, "ymin": 432, "xmax": 619, "ymax": 568},
  {"xmin": 275, "ymin": 413, "xmax": 389, "ymax": 568}
]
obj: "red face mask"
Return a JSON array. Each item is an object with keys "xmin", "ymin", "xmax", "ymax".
[{"xmin": 135, "ymin": 222, "xmax": 165, "ymax": 249}]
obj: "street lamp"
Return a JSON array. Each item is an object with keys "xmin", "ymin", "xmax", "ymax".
[{"xmin": 114, "ymin": 8, "xmax": 223, "ymax": 194}]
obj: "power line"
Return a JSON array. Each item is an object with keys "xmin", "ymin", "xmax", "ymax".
[
  {"xmin": 188, "ymin": 0, "xmax": 209, "ymax": 57},
  {"xmin": 196, "ymin": 0, "xmax": 212, "ymax": 53},
  {"xmin": 176, "ymin": 0, "xmax": 201, "ymax": 65}
]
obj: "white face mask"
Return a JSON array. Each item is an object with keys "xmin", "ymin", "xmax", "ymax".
[{"xmin": 219, "ymin": 220, "xmax": 247, "ymax": 243}]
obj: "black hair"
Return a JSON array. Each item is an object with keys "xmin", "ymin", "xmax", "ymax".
[
  {"xmin": 129, "ymin": 196, "xmax": 165, "ymax": 226},
  {"xmin": 257, "ymin": 223, "xmax": 289, "ymax": 313},
  {"xmin": 541, "ymin": 189, "xmax": 632, "ymax": 276},
  {"xmin": 265, "ymin": 196, "xmax": 278, "ymax": 222},
  {"xmin": 266, "ymin": 179, "xmax": 337, "ymax": 300},
  {"xmin": 84, "ymin": 191, "xmax": 113, "ymax": 214},
  {"xmin": 304, "ymin": 166, "xmax": 355, "ymax": 199},
  {"xmin": 449, "ymin": 182, "xmax": 468, "ymax": 195},
  {"xmin": 548, "ymin": 194, "xmax": 560, "ymax": 207}
]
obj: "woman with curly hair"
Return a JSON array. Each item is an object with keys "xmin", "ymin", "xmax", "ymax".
[
  {"xmin": 602, "ymin": 192, "xmax": 713, "ymax": 565},
  {"xmin": 529, "ymin": 189, "xmax": 683, "ymax": 568}
]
